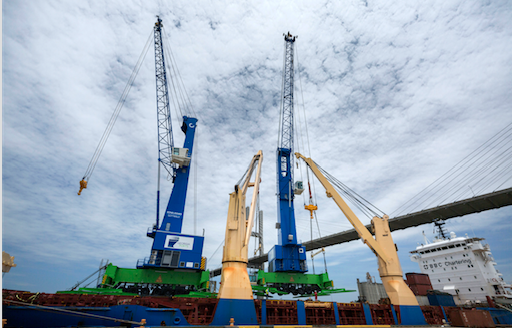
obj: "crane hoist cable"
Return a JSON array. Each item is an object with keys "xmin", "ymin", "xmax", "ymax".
[
  {"xmin": 311, "ymin": 160, "xmax": 386, "ymax": 220},
  {"xmin": 162, "ymin": 26, "xmax": 198, "ymax": 120},
  {"xmin": 294, "ymin": 40, "xmax": 322, "ymax": 251},
  {"xmin": 78, "ymin": 30, "xmax": 153, "ymax": 195}
]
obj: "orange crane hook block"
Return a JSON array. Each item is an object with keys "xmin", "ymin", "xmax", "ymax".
[{"xmin": 78, "ymin": 179, "xmax": 88, "ymax": 195}]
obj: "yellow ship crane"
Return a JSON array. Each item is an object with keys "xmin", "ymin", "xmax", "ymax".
[
  {"xmin": 295, "ymin": 152, "xmax": 426, "ymax": 325},
  {"xmin": 211, "ymin": 151, "xmax": 263, "ymax": 325}
]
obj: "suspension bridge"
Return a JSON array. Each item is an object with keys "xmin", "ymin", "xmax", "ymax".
[
  {"xmin": 245, "ymin": 186, "xmax": 512, "ymax": 268},
  {"xmin": 210, "ymin": 122, "xmax": 512, "ymax": 277},
  {"xmin": 208, "ymin": 187, "xmax": 512, "ymax": 276}
]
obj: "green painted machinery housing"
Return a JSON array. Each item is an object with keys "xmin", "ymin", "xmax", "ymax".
[
  {"xmin": 59, "ymin": 264, "xmax": 213, "ymax": 297},
  {"xmin": 253, "ymin": 270, "xmax": 355, "ymax": 297}
]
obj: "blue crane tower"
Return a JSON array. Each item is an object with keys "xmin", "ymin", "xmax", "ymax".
[
  {"xmin": 140, "ymin": 17, "xmax": 205, "ymax": 272},
  {"xmin": 267, "ymin": 33, "xmax": 307, "ymax": 273},
  {"xmin": 254, "ymin": 33, "xmax": 349, "ymax": 297}
]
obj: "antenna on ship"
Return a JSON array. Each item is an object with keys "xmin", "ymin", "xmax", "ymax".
[
  {"xmin": 433, "ymin": 219, "xmax": 449, "ymax": 240},
  {"xmin": 422, "ymin": 231, "xmax": 430, "ymax": 245}
]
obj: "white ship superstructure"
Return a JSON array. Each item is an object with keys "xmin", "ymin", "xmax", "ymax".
[{"xmin": 410, "ymin": 220, "xmax": 511, "ymax": 304}]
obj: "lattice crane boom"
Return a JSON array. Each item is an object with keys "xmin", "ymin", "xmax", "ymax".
[
  {"xmin": 268, "ymin": 32, "xmax": 307, "ymax": 273},
  {"xmin": 154, "ymin": 16, "xmax": 175, "ymax": 178}
]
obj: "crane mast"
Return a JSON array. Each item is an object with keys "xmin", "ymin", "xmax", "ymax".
[
  {"xmin": 269, "ymin": 33, "xmax": 307, "ymax": 273},
  {"xmin": 141, "ymin": 17, "xmax": 204, "ymax": 272},
  {"xmin": 154, "ymin": 16, "xmax": 175, "ymax": 230},
  {"xmin": 256, "ymin": 33, "xmax": 345, "ymax": 298}
]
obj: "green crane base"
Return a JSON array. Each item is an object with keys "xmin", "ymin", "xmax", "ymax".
[
  {"xmin": 255, "ymin": 270, "xmax": 355, "ymax": 297},
  {"xmin": 58, "ymin": 263, "xmax": 214, "ymax": 297}
]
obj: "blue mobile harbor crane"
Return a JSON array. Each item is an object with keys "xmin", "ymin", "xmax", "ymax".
[
  {"xmin": 254, "ymin": 33, "xmax": 348, "ymax": 297},
  {"xmin": 141, "ymin": 18, "xmax": 204, "ymax": 272},
  {"xmin": 73, "ymin": 17, "xmax": 210, "ymax": 297},
  {"xmin": 268, "ymin": 33, "xmax": 306, "ymax": 274}
]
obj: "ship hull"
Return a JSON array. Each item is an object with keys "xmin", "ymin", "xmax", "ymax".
[{"xmin": 4, "ymin": 289, "xmax": 512, "ymax": 327}]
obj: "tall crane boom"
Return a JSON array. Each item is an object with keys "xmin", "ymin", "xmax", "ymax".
[
  {"xmin": 278, "ymin": 33, "xmax": 295, "ymax": 152},
  {"xmin": 154, "ymin": 16, "xmax": 175, "ymax": 181},
  {"xmin": 211, "ymin": 151, "xmax": 263, "ymax": 326},
  {"xmin": 154, "ymin": 16, "xmax": 175, "ymax": 230},
  {"xmin": 295, "ymin": 152, "xmax": 427, "ymax": 325},
  {"xmin": 268, "ymin": 33, "xmax": 307, "ymax": 273}
]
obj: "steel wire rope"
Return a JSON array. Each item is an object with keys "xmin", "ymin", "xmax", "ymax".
[
  {"xmin": 82, "ymin": 30, "xmax": 153, "ymax": 182},
  {"xmin": 493, "ymin": 164, "xmax": 512, "ymax": 191},
  {"xmin": 208, "ymin": 239, "xmax": 225, "ymax": 269},
  {"xmin": 422, "ymin": 129, "xmax": 512, "ymax": 208},
  {"xmin": 424, "ymin": 153, "xmax": 500, "ymax": 208},
  {"xmin": 162, "ymin": 26, "xmax": 198, "ymax": 119},
  {"xmin": 485, "ymin": 150, "xmax": 512, "ymax": 192},
  {"xmin": 236, "ymin": 156, "xmax": 259, "ymax": 188},
  {"xmin": 293, "ymin": 73, "xmax": 307, "ymax": 209},
  {"xmin": 295, "ymin": 41, "xmax": 324, "ymax": 247},
  {"xmin": 391, "ymin": 124, "xmax": 512, "ymax": 215},
  {"xmin": 161, "ymin": 28, "xmax": 217, "ymax": 157},
  {"xmin": 390, "ymin": 121, "xmax": 512, "ymax": 216},
  {"xmin": 295, "ymin": 46, "xmax": 325, "ymax": 249},
  {"xmin": 427, "ymin": 124, "xmax": 512, "ymax": 207},
  {"xmin": 315, "ymin": 161, "xmax": 385, "ymax": 219},
  {"xmin": 252, "ymin": 197, "xmax": 259, "ymax": 256},
  {"xmin": 161, "ymin": 30, "xmax": 187, "ymax": 117},
  {"xmin": 162, "ymin": 43, "xmax": 184, "ymax": 123},
  {"xmin": 293, "ymin": 52, "xmax": 307, "ymax": 210},
  {"xmin": 295, "ymin": 43, "xmax": 319, "ymax": 207},
  {"xmin": 293, "ymin": 109, "xmax": 310, "ymax": 228},
  {"xmin": 318, "ymin": 167, "xmax": 378, "ymax": 218},
  {"xmin": 165, "ymin": 42, "xmax": 191, "ymax": 120},
  {"xmin": 471, "ymin": 149, "xmax": 512, "ymax": 195},
  {"xmin": 161, "ymin": 29, "xmax": 192, "ymax": 124},
  {"xmin": 194, "ymin": 128, "xmax": 198, "ymax": 235},
  {"xmin": 448, "ymin": 144, "xmax": 512, "ymax": 202},
  {"xmin": 160, "ymin": 32, "xmax": 194, "ymax": 183},
  {"xmin": 463, "ymin": 133, "xmax": 512, "ymax": 193},
  {"xmin": 310, "ymin": 210, "xmax": 329, "ymax": 274},
  {"xmin": 311, "ymin": 162, "xmax": 375, "ymax": 219},
  {"xmin": 435, "ymin": 129, "xmax": 512, "ymax": 201},
  {"xmin": 4, "ymin": 299, "xmax": 144, "ymax": 325},
  {"xmin": 474, "ymin": 162, "xmax": 512, "ymax": 196}
]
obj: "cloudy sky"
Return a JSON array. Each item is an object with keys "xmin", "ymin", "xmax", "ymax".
[{"xmin": 3, "ymin": 0, "xmax": 512, "ymax": 303}]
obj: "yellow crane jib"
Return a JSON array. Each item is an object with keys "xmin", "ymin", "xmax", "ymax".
[
  {"xmin": 211, "ymin": 151, "xmax": 263, "ymax": 326},
  {"xmin": 294, "ymin": 152, "xmax": 426, "ymax": 324},
  {"xmin": 78, "ymin": 179, "xmax": 88, "ymax": 195},
  {"xmin": 310, "ymin": 247, "xmax": 325, "ymax": 259},
  {"xmin": 2, "ymin": 252, "xmax": 17, "ymax": 273},
  {"xmin": 218, "ymin": 150, "xmax": 263, "ymax": 301}
]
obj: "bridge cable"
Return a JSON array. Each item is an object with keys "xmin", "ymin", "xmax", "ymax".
[
  {"xmin": 426, "ymin": 128, "xmax": 512, "ymax": 207},
  {"xmin": 391, "ymin": 121, "xmax": 512, "ymax": 216}
]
